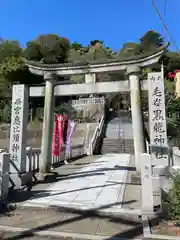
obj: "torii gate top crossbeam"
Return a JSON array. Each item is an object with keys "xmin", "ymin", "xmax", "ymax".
[{"xmin": 25, "ymin": 43, "xmax": 168, "ymax": 76}]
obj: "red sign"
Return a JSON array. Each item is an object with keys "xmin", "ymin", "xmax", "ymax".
[
  {"xmin": 52, "ymin": 114, "xmax": 59, "ymax": 156},
  {"xmin": 57, "ymin": 115, "xmax": 65, "ymax": 154},
  {"xmin": 52, "ymin": 114, "xmax": 66, "ymax": 156}
]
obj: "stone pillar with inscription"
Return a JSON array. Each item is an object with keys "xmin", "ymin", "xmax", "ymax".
[
  {"xmin": 39, "ymin": 72, "xmax": 55, "ymax": 178},
  {"xmin": 9, "ymin": 84, "xmax": 29, "ymax": 189},
  {"xmin": 148, "ymin": 72, "xmax": 168, "ymax": 166},
  {"xmin": 127, "ymin": 66, "xmax": 146, "ymax": 170},
  {"xmin": 140, "ymin": 153, "xmax": 154, "ymax": 213}
]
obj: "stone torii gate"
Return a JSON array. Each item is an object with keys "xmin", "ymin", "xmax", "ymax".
[{"xmin": 25, "ymin": 44, "xmax": 168, "ymax": 178}]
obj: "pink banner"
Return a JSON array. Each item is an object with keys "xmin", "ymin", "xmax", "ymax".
[{"xmin": 65, "ymin": 120, "xmax": 76, "ymax": 156}]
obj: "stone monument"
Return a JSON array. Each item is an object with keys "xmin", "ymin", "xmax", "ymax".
[
  {"xmin": 9, "ymin": 85, "xmax": 29, "ymax": 188},
  {"xmin": 148, "ymin": 72, "xmax": 168, "ymax": 166}
]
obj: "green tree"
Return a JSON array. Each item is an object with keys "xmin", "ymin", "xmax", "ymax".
[
  {"xmin": 24, "ymin": 34, "xmax": 70, "ymax": 64},
  {"xmin": 55, "ymin": 102, "xmax": 77, "ymax": 119},
  {"xmin": 0, "ymin": 38, "xmax": 44, "ymax": 101},
  {"xmin": 69, "ymin": 42, "xmax": 114, "ymax": 83},
  {"xmin": 0, "ymin": 40, "xmax": 26, "ymax": 96},
  {"xmin": 163, "ymin": 51, "xmax": 180, "ymax": 75},
  {"xmin": 86, "ymin": 42, "xmax": 113, "ymax": 61},
  {"xmin": 119, "ymin": 42, "xmax": 142, "ymax": 57},
  {"xmin": 89, "ymin": 40, "xmax": 104, "ymax": 47},
  {"xmin": 0, "ymin": 39, "xmax": 24, "ymax": 80},
  {"xmin": 166, "ymin": 97, "xmax": 180, "ymax": 137},
  {"xmin": 0, "ymin": 39, "xmax": 22, "ymax": 63},
  {"xmin": 140, "ymin": 30, "xmax": 164, "ymax": 53},
  {"xmin": 71, "ymin": 42, "xmax": 83, "ymax": 50}
]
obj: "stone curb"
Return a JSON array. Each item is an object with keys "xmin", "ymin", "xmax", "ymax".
[
  {"xmin": 0, "ymin": 225, "xmax": 143, "ymax": 240},
  {"xmin": 142, "ymin": 215, "xmax": 180, "ymax": 240}
]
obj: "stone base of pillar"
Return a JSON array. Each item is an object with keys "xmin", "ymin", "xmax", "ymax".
[{"xmin": 35, "ymin": 171, "xmax": 57, "ymax": 182}]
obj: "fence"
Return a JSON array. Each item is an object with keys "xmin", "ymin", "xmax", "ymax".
[
  {"xmin": 70, "ymin": 97, "xmax": 105, "ymax": 107},
  {"xmin": 69, "ymin": 97, "xmax": 105, "ymax": 122},
  {"xmin": 89, "ymin": 116, "xmax": 104, "ymax": 155},
  {"xmin": 26, "ymin": 144, "xmax": 84, "ymax": 173},
  {"xmin": 0, "ymin": 142, "xmax": 87, "ymax": 200}
]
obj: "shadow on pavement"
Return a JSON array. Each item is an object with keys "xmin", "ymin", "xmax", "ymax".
[{"xmin": 1, "ymin": 201, "xmax": 162, "ymax": 240}]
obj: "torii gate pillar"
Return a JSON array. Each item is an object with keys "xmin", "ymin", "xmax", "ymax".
[
  {"xmin": 127, "ymin": 66, "xmax": 146, "ymax": 170},
  {"xmin": 39, "ymin": 72, "xmax": 55, "ymax": 177}
]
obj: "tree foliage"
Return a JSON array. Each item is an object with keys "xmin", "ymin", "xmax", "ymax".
[
  {"xmin": 24, "ymin": 34, "xmax": 70, "ymax": 64},
  {"xmin": 0, "ymin": 39, "xmax": 22, "ymax": 63},
  {"xmin": 0, "ymin": 29, "xmax": 180, "ymax": 123},
  {"xmin": 140, "ymin": 30, "xmax": 164, "ymax": 52},
  {"xmin": 165, "ymin": 172, "xmax": 180, "ymax": 225},
  {"xmin": 0, "ymin": 30, "xmax": 173, "ymax": 88},
  {"xmin": 119, "ymin": 42, "xmax": 142, "ymax": 57}
]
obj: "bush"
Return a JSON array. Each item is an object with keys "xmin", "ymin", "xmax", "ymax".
[
  {"xmin": 2, "ymin": 104, "xmax": 11, "ymax": 123},
  {"xmin": 55, "ymin": 103, "xmax": 95, "ymax": 122},
  {"xmin": 55, "ymin": 103, "xmax": 77, "ymax": 119},
  {"xmin": 167, "ymin": 118, "xmax": 180, "ymax": 137},
  {"xmin": 165, "ymin": 172, "xmax": 180, "ymax": 225}
]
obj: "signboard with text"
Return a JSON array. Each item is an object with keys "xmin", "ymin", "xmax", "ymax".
[
  {"xmin": 9, "ymin": 85, "xmax": 28, "ymax": 188},
  {"xmin": 148, "ymin": 72, "xmax": 168, "ymax": 165}
]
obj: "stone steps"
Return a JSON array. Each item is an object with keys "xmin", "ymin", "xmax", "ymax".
[{"xmin": 101, "ymin": 138, "xmax": 134, "ymax": 154}]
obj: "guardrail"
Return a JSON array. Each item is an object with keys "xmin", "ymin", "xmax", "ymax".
[
  {"xmin": 70, "ymin": 97, "xmax": 105, "ymax": 107},
  {"xmin": 0, "ymin": 144, "xmax": 84, "ymax": 190},
  {"xmin": 89, "ymin": 116, "xmax": 104, "ymax": 155},
  {"xmin": 25, "ymin": 144, "xmax": 84, "ymax": 173}
]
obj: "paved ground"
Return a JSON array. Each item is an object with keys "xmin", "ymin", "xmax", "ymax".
[
  {"xmin": 0, "ymin": 207, "xmax": 143, "ymax": 239},
  {"xmin": 21, "ymin": 154, "xmax": 131, "ymax": 214},
  {"xmin": 1, "ymin": 154, "xmax": 143, "ymax": 239},
  {"xmin": 122, "ymin": 155, "xmax": 141, "ymax": 212}
]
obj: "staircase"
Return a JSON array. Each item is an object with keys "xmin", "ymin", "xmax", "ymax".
[
  {"xmin": 101, "ymin": 138, "xmax": 134, "ymax": 154},
  {"xmin": 101, "ymin": 110, "xmax": 134, "ymax": 154}
]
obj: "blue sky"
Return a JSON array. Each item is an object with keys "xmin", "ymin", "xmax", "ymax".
[{"xmin": 0, "ymin": 0, "xmax": 179, "ymax": 51}]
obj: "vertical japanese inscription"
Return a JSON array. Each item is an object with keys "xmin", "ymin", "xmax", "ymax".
[
  {"xmin": 148, "ymin": 72, "xmax": 168, "ymax": 161},
  {"xmin": 11, "ymin": 98, "xmax": 22, "ymax": 163},
  {"xmin": 9, "ymin": 85, "xmax": 28, "ymax": 188}
]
